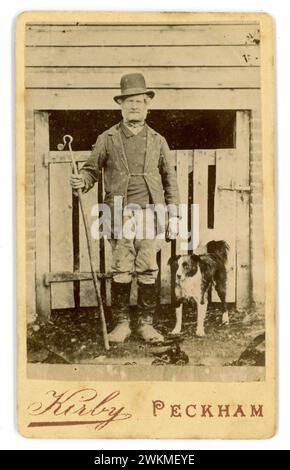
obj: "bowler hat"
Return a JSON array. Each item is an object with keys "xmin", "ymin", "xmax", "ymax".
[{"xmin": 114, "ymin": 73, "xmax": 155, "ymax": 103}]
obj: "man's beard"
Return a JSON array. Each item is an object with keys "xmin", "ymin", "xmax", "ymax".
[{"xmin": 122, "ymin": 110, "xmax": 148, "ymax": 126}]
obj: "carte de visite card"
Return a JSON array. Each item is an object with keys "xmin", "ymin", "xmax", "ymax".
[{"xmin": 16, "ymin": 11, "xmax": 275, "ymax": 438}]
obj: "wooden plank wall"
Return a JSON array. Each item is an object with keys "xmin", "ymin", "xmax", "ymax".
[
  {"xmin": 49, "ymin": 163, "xmax": 74, "ymax": 309},
  {"xmin": 34, "ymin": 112, "xmax": 51, "ymax": 315},
  {"xmin": 214, "ymin": 150, "xmax": 237, "ymax": 303},
  {"xmin": 77, "ymin": 162, "xmax": 100, "ymax": 307},
  {"xmin": 25, "ymin": 23, "xmax": 260, "ymax": 110}
]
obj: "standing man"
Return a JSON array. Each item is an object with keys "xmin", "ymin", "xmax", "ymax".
[{"xmin": 71, "ymin": 73, "xmax": 179, "ymax": 344}]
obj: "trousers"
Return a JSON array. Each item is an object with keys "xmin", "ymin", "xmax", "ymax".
[{"xmin": 109, "ymin": 208, "xmax": 160, "ymax": 284}]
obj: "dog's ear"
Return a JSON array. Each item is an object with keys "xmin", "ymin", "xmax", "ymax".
[
  {"xmin": 190, "ymin": 254, "xmax": 200, "ymax": 265},
  {"xmin": 167, "ymin": 254, "xmax": 181, "ymax": 266}
]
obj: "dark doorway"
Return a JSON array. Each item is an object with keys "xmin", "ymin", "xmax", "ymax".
[{"xmin": 49, "ymin": 110, "xmax": 236, "ymax": 151}]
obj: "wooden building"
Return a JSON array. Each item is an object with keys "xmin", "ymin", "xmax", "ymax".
[{"xmin": 24, "ymin": 19, "xmax": 264, "ymax": 321}]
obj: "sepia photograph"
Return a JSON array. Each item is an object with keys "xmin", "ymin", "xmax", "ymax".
[{"xmin": 16, "ymin": 11, "xmax": 275, "ymax": 438}]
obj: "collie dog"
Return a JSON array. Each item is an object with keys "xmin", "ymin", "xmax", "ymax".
[{"xmin": 169, "ymin": 241, "xmax": 229, "ymax": 337}]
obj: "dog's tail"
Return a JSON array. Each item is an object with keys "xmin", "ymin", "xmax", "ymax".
[{"xmin": 206, "ymin": 240, "xmax": 229, "ymax": 264}]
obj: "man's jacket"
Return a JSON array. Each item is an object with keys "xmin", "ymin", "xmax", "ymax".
[{"xmin": 80, "ymin": 122, "xmax": 180, "ymax": 218}]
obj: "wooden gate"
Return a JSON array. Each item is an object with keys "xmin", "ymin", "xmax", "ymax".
[{"xmin": 34, "ymin": 111, "xmax": 250, "ymax": 318}]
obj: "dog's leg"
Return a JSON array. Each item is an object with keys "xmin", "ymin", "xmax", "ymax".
[
  {"xmin": 222, "ymin": 311, "xmax": 229, "ymax": 325},
  {"xmin": 171, "ymin": 303, "xmax": 183, "ymax": 335},
  {"xmin": 196, "ymin": 299, "xmax": 207, "ymax": 337},
  {"xmin": 200, "ymin": 278, "xmax": 207, "ymax": 305},
  {"xmin": 220, "ymin": 294, "xmax": 230, "ymax": 325},
  {"xmin": 200, "ymin": 276, "xmax": 207, "ymax": 305},
  {"xmin": 201, "ymin": 281, "xmax": 211, "ymax": 305},
  {"xmin": 214, "ymin": 272, "xmax": 229, "ymax": 325}
]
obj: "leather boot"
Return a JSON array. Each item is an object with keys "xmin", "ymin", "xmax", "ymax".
[
  {"xmin": 108, "ymin": 281, "xmax": 132, "ymax": 343},
  {"xmin": 136, "ymin": 282, "xmax": 164, "ymax": 343}
]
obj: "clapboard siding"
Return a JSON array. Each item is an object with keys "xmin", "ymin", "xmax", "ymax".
[
  {"xmin": 26, "ymin": 66, "xmax": 260, "ymax": 89},
  {"xmin": 26, "ymin": 45, "xmax": 260, "ymax": 67},
  {"xmin": 26, "ymin": 24, "xmax": 260, "ymax": 46},
  {"xmin": 26, "ymin": 88, "xmax": 261, "ymax": 110},
  {"xmin": 25, "ymin": 23, "xmax": 260, "ymax": 109}
]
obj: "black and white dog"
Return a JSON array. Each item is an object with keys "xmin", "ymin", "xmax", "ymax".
[{"xmin": 169, "ymin": 241, "xmax": 229, "ymax": 337}]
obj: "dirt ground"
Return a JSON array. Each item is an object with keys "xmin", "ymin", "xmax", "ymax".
[{"xmin": 27, "ymin": 303, "xmax": 265, "ymax": 368}]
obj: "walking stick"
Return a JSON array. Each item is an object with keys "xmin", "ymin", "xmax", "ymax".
[{"xmin": 59, "ymin": 135, "xmax": 110, "ymax": 351}]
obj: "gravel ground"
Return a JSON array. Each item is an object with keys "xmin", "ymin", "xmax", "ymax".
[{"xmin": 27, "ymin": 303, "xmax": 265, "ymax": 367}]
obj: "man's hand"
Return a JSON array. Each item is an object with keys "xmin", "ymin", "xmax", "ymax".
[
  {"xmin": 166, "ymin": 216, "xmax": 179, "ymax": 242},
  {"xmin": 70, "ymin": 174, "xmax": 85, "ymax": 196}
]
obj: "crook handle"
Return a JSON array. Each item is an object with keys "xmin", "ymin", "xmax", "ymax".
[
  {"xmin": 63, "ymin": 134, "xmax": 73, "ymax": 149},
  {"xmin": 59, "ymin": 134, "xmax": 78, "ymax": 175},
  {"xmin": 57, "ymin": 134, "xmax": 73, "ymax": 152}
]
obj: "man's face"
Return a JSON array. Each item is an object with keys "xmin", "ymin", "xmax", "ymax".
[{"xmin": 120, "ymin": 94, "xmax": 148, "ymax": 123}]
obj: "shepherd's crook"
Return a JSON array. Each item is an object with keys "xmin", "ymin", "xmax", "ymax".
[{"xmin": 60, "ymin": 134, "xmax": 110, "ymax": 351}]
